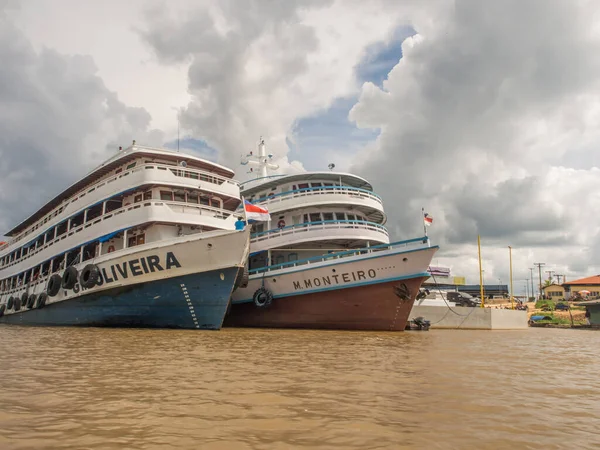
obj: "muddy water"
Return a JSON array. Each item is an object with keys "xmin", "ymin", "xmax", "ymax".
[{"xmin": 0, "ymin": 326, "xmax": 598, "ymax": 449}]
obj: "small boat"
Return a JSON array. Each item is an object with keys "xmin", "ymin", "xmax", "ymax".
[
  {"xmin": 0, "ymin": 142, "xmax": 250, "ymax": 329},
  {"xmin": 224, "ymin": 138, "xmax": 438, "ymax": 331}
]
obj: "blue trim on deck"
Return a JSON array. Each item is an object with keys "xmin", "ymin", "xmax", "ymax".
[
  {"xmin": 249, "ymin": 238, "xmax": 435, "ymax": 275},
  {"xmin": 233, "ymin": 271, "xmax": 431, "ymax": 304}
]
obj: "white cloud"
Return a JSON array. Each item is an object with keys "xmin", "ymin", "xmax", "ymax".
[
  {"xmin": 349, "ymin": 0, "xmax": 600, "ymax": 287},
  {"xmin": 0, "ymin": 6, "xmax": 162, "ymax": 233},
  {"xmin": 4, "ymin": 0, "xmax": 600, "ymax": 292},
  {"xmin": 138, "ymin": 0, "xmax": 413, "ymax": 178}
]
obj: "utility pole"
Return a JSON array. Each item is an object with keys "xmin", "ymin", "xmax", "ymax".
[
  {"xmin": 529, "ymin": 268, "xmax": 535, "ymax": 301},
  {"xmin": 534, "ymin": 263, "xmax": 545, "ymax": 300},
  {"xmin": 525, "ymin": 279, "xmax": 529, "ymax": 298},
  {"xmin": 508, "ymin": 246, "xmax": 514, "ymax": 309},
  {"xmin": 545, "ymin": 270, "xmax": 555, "ymax": 284}
]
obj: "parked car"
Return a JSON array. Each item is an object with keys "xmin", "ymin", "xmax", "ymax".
[
  {"xmin": 447, "ymin": 291, "xmax": 482, "ymax": 307},
  {"xmin": 555, "ymin": 302, "xmax": 570, "ymax": 311}
]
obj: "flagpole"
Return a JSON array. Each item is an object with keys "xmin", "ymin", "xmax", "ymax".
[
  {"xmin": 241, "ymin": 196, "xmax": 248, "ymax": 224},
  {"xmin": 422, "ymin": 207, "xmax": 427, "ymax": 238}
]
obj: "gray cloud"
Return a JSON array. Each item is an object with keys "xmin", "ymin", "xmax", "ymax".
[
  {"xmin": 349, "ymin": 0, "xmax": 600, "ymax": 267},
  {"xmin": 138, "ymin": 0, "xmax": 329, "ymax": 173},
  {"xmin": 0, "ymin": 8, "xmax": 162, "ymax": 234}
]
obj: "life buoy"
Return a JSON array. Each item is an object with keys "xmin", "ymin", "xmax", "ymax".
[
  {"xmin": 80, "ymin": 264, "xmax": 100, "ymax": 289},
  {"xmin": 27, "ymin": 294, "xmax": 36, "ymax": 309},
  {"xmin": 21, "ymin": 292, "xmax": 28, "ymax": 308},
  {"xmin": 61, "ymin": 266, "xmax": 78, "ymax": 290},
  {"xmin": 13, "ymin": 298, "xmax": 21, "ymax": 311},
  {"xmin": 47, "ymin": 274, "xmax": 62, "ymax": 297},
  {"xmin": 108, "ymin": 245, "xmax": 115, "ymax": 253},
  {"xmin": 277, "ymin": 220, "xmax": 285, "ymax": 229},
  {"xmin": 253, "ymin": 287, "xmax": 273, "ymax": 308},
  {"xmin": 0, "ymin": 304, "xmax": 5, "ymax": 317},
  {"xmin": 7, "ymin": 297, "xmax": 14, "ymax": 310}
]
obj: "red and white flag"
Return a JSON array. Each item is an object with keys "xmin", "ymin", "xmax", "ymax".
[
  {"xmin": 423, "ymin": 212, "xmax": 433, "ymax": 227},
  {"xmin": 244, "ymin": 200, "xmax": 270, "ymax": 222}
]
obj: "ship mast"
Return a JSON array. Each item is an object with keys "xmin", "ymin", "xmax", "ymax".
[{"xmin": 241, "ymin": 137, "xmax": 279, "ymax": 179}]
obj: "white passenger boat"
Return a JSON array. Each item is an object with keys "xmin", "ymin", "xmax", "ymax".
[
  {"xmin": 0, "ymin": 142, "xmax": 250, "ymax": 329},
  {"xmin": 224, "ymin": 139, "xmax": 438, "ymax": 331}
]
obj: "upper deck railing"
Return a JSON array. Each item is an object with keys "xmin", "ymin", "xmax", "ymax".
[
  {"xmin": 248, "ymin": 185, "xmax": 382, "ymax": 210},
  {"xmin": 250, "ymin": 219, "xmax": 389, "ymax": 244},
  {"xmin": 2, "ymin": 163, "xmax": 239, "ymax": 251},
  {"xmin": 0, "ymin": 199, "xmax": 232, "ymax": 273},
  {"xmin": 249, "ymin": 236, "xmax": 430, "ymax": 275}
]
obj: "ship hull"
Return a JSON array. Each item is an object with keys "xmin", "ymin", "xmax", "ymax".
[
  {"xmin": 225, "ymin": 242, "xmax": 438, "ymax": 331},
  {"xmin": 0, "ymin": 228, "xmax": 250, "ymax": 330},
  {"xmin": 0, "ymin": 268, "xmax": 238, "ymax": 329}
]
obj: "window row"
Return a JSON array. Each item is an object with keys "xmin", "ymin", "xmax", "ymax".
[
  {"xmin": 0, "ymin": 186, "xmax": 224, "ymax": 270},
  {"xmin": 9, "ymin": 158, "xmax": 230, "ymax": 247}
]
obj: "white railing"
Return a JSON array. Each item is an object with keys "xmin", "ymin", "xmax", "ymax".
[
  {"xmin": 3, "ymin": 163, "xmax": 239, "ymax": 250},
  {"xmin": 251, "ymin": 220, "xmax": 389, "ymax": 244},
  {"xmin": 0, "ymin": 200, "xmax": 232, "ymax": 273},
  {"xmin": 249, "ymin": 185, "xmax": 383, "ymax": 209},
  {"xmin": 250, "ymin": 236, "xmax": 429, "ymax": 275}
]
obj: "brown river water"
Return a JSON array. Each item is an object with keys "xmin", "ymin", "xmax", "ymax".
[{"xmin": 0, "ymin": 326, "xmax": 599, "ymax": 450}]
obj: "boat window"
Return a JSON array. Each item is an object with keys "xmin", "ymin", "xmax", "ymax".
[
  {"xmin": 174, "ymin": 192, "xmax": 186, "ymax": 202},
  {"xmin": 128, "ymin": 234, "xmax": 145, "ymax": 247},
  {"xmin": 210, "ymin": 198, "xmax": 221, "ymax": 208},
  {"xmin": 134, "ymin": 194, "xmax": 143, "ymax": 203},
  {"xmin": 322, "ymin": 212, "xmax": 334, "ymax": 221},
  {"xmin": 187, "ymin": 193, "xmax": 199, "ymax": 204},
  {"xmin": 199, "ymin": 196, "xmax": 210, "ymax": 206},
  {"xmin": 106, "ymin": 198, "xmax": 123, "ymax": 213},
  {"xmin": 303, "ymin": 214, "xmax": 309, "ymax": 223},
  {"xmin": 160, "ymin": 191, "xmax": 173, "ymax": 201},
  {"xmin": 298, "ymin": 183, "xmax": 309, "ymax": 189},
  {"xmin": 82, "ymin": 242, "xmax": 98, "ymax": 262},
  {"xmin": 144, "ymin": 191, "xmax": 152, "ymax": 200},
  {"xmin": 275, "ymin": 255, "xmax": 284, "ymax": 264},
  {"xmin": 334, "ymin": 212, "xmax": 345, "ymax": 221},
  {"xmin": 127, "ymin": 162, "xmax": 136, "ymax": 169},
  {"xmin": 116, "ymin": 168, "xmax": 123, "ymax": 174},
  {"xmin": 71, "ymin": 212, "xmax": 85, "ymax": 229},
  {"xmin": 254, "ymin": 223, "xmax": 264, "ymax": 233},
  {"xmin": 311, "ymin": 182, "xmax": 322, "ymax": 188},
  {"xmin": 347, "ymin": 214, "xmax": 356, "ymax": 221},
  {"xmin": 288, "ymin": 253, "xmax": 298, "ymax": 262},
  {"xmin": 310, "ymin": 213, "xmax": 321, "ymax": 222}
]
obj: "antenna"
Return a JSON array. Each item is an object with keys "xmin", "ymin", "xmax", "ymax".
[{"xmin": 240, "ymin": 136, "xmax": 279, "ymax": 178}]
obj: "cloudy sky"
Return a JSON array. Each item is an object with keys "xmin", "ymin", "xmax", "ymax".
[{"xmin": 2, "ymin": 0, "xmax": 599, "ymax": 294}]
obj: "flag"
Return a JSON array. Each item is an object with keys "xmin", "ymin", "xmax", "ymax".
[
  {"xmin": 244, "ymin": 200, "xmax": 270, "ymax": 222},
  {"xmin": 423, "ymin": 212, "xmax": 433, "ymax": 227}
]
